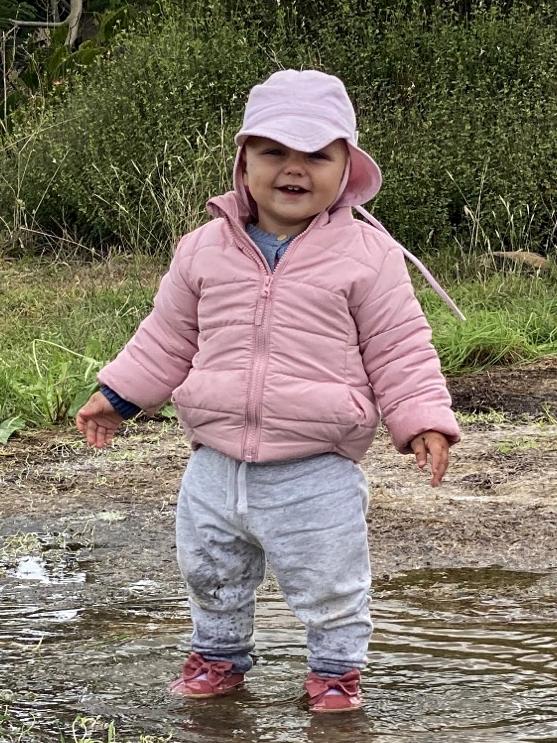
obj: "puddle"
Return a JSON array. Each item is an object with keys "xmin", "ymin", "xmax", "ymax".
[
  {"xmin": 10, "ymin": 555, "xmax": 88, "ymax": 585},
  {"xmin": 1, "ymin": 565, "xmax": 557, "ymax": 742},
  {"xmin": 0, "ymin": 532, "xmax": 93, "ymax": 591}
]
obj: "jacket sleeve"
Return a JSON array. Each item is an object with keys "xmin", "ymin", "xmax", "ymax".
[
  {"xmin": 97, "ymin": 234, "xmax": 199, "ymax": 410},
  {"xmin": 352, "ymin": 234, "xmax": 460, "ymax": 454}
]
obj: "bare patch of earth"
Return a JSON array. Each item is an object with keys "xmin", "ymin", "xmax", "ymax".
[
  {"xmin": 447, "ymin": 355, "xmax": 557, "ymax": 418},
  {"xmin": 1, "ymin": 359, "xmax": 556, "ymax": 581}
]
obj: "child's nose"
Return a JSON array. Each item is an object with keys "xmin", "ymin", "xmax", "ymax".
[{"xmin": 284, "ymin": 153, "xmax": 306, "ymax": 175}]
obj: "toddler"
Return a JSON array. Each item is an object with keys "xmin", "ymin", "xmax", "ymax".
[{"xmin": 76, "ymin": 70, "xmax": 462, "ymax": 713}]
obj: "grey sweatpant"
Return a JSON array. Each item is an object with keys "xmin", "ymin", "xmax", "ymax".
[{"xmin": 176, "ymin": 446, "xmax": 372, "ymax": 675}]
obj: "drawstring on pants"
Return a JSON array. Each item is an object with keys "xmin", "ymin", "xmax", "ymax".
[{"xmin": 226, "ymin": 458, "xmax": 249, "ymax": 515}]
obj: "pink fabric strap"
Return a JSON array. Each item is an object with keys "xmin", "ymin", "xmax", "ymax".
[{"xmin": 354, "ymin": 205, "xmax": 466, "ymax": 322}]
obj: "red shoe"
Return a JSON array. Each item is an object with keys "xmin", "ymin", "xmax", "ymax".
[
  {"xmin": 304, "ymin": 669, "xmax": 362, "ymax": 713},
  {"xmin": 169, "ymin": 652, "xmax": 245, "ymax": 698}
]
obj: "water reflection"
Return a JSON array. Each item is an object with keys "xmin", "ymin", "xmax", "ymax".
[
  {"xmin": 1, "ymin": 565, "xmax": 557, "ymax": 742},
  {"xmin": 11, "ymin": 555, "xmax": 87, "ymax": 584}
]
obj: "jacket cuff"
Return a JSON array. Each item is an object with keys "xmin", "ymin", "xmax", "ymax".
[
  {"xmin": 386, "ymin": 402, "xmax": 461, "ymax": 454},
  {"xmin": 99, "ymin": 384, "xmax": 141, "ymax": 420}
]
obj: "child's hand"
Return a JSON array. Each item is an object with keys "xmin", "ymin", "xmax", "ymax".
[
  {"xmin": 76, "ymin": 391, "xmax": 124, "ymax": 448},
  {"xmin": 410, "ymin": 430, "xmax": 450, "ymax": 487}
]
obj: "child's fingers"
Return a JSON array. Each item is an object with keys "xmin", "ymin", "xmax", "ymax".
[
  {"xmin": 75, "ymin": 412, "xmax": 85, "ymax": 433},
  {"xmin": 76, "ymin": 401, "xmax": 100, "ymax": 437},
  {"xmin": 412, "ymin": 437, "xmax": 428, "ymax": 469},
  {"xmin": 85, "ymin": 419, "xmax": 96, "ymax": 447},
  {"xmin": 86, "ymin": 418, "xmax": 102, "ymax": 448},
  {"xmin": 429, "ymin": 442, "xmax": 449, "ymax": 487},
  {"xmin": 95, "ymin": 425, "xmax": 108, "ymax": 449},
  {"xmin": 411, "ymin": 432, "xmax": 450, "ymax": 486}
]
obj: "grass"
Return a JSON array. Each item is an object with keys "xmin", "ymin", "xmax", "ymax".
[
  {"xmin": 454, "ymin": 410, "xmax": 510, "ymax": 426},
  {"xmin": 0, "ymin": 244, "xmax": 556, "ymax": 435},
  {"xmin": 413, "ymin": 250, "xmax": 557, "ymax": 376},
  {"xmin": 0, "ymin": 252, "xmax": 163, "ymax": 429},
  {"xmin": 495, "ymin": 436, "xmax": 541, "ymax": 455}
]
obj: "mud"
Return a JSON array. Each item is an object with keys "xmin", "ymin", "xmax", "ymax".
[
  {"xmin": 1, "ymin": 419, "xmax": 556, "ymax": 573},
  {"xmin": 447, "ymin": 356, "xmax": 557, "ymax": 419}
]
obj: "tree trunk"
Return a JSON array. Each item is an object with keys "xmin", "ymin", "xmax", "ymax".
[
  {"xmin": 9, "ymin": 0, "xmax": 84, "ymax": 48},
  {"xmin": 65, "ymin": 0, "xmax": 83, "ymax": 48}
]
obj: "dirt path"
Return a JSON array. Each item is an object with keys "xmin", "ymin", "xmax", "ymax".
[{"xmin": 1, "ymin": 359, "xmax": 556, "ymax": 577}]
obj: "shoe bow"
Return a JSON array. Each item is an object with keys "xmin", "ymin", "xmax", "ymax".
[
  {"xmin": 305, "ymin": 669, "xmax": 360, "ymax": 699},
  {"xmin": 182, "ymin": 652, "xmax": 234, "ymax": 686}
]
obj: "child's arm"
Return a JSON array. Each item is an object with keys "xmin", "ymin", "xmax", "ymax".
[
  {"xmin": 353, "ymin": 233, "xmax": 460, "ymax": 480},
  {"xmin": 80, "ymin": 234, "xmax": 200, "ymax": 444}
]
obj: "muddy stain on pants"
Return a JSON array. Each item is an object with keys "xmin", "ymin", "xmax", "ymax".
[{"xmin": 176, "ymin": 446, "xmax": 372, "ymax": 675}]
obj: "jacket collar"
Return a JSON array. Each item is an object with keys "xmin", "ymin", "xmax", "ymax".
[
  {"xmin": 206, "ymin": 192, "xmax": 465, "ymax": 322},
  {"xmin": 205, "ymin": 190, "xmax": 352, "ymax": 234}
]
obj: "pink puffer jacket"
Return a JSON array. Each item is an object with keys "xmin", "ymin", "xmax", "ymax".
[{"xmin": 98, "ymin": 190, "xmax": 460, "ymax": 462}]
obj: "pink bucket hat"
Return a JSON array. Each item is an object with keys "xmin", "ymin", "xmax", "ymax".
[{"xmin": 233, "ymin": 69, "xmax": 382, "ymax": 207}]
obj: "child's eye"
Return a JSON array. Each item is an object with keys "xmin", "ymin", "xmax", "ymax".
[
  {"xmin": 263, "ymin": 148, "xmax": 284, "ymax": 156},
  {"xmin": 309, "ymin": 151, "xmax": 329, "ymax": 160}
]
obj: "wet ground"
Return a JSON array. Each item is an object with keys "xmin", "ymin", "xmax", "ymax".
[{"xmin": 1, "ymin": 359, "xmax": 556, "ymax": 742}]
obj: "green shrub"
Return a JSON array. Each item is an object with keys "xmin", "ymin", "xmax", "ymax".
[
  {"xmin": 1, "ymin": 0, "xmax": 556, "ymax": 255},
  {"xmin": 310, "ymin": 1, "xmax": 557, "ymax": 250},
  {"xmin": 1, "ymin": 7, "xmax": 261, "ymax": 251}
]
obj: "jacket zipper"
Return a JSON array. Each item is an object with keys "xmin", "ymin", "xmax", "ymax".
[
  {"xmin": 235, "ymin": 218, "xmax": 319, "ymax": 462},
  {"xmin": 232, "ymin": 227, "xmax": 271, "ymax": 462},
  {"xmin": 244, "ymin": 274, "xmax": 272, "ymax": 460}
]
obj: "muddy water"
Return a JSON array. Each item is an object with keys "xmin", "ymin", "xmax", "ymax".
[{"xmin": 2, "ymin": 550, "xmax": 557, "ymax": 743}]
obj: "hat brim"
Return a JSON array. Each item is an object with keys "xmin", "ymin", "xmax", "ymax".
[
  {"xmin": 234, "ymin": 124, "xmax": 381, "ymax": 206},
  {"xmin": 235, "ymin": 118, "xmax": 343, "ymax": 153}
]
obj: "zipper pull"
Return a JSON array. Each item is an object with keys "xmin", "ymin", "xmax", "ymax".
[{"xmin": 254, "ymin": 277, "xmax": 272, "ymax": 325}]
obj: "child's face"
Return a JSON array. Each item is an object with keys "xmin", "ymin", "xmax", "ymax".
[{"xmin": 242, "ymin": 137, "xmax": 348, "ymax": 236}]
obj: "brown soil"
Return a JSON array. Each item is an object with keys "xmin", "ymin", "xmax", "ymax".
[
  {"xmin": 1, "ymin": 358, "xmax": 556, "ymax": 577},
  {"xmin": 447, "ymin": 356, "xmax": 557, "ymax": 419}
]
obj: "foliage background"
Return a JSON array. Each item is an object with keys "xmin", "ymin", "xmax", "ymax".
[{"xmin": 1, "ymin": 0, "xmax": 556, "ymax": 256}]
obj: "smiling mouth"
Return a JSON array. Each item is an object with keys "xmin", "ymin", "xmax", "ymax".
[{"xmin": 277, "ymin": 185, "xmax": 309, "ymax": 194}]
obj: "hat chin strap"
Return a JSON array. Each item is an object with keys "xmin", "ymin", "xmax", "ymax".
[
  {"xmin": 334, "ymin": 155, "xmax": 465, "ymax": 321},
  {"xmin": 329, "ymin": 160, "xmax": 351, "ymax": 210},
  {"xmin": 354, "ymin": 205, "xmax": 466, "ymax": 322}
]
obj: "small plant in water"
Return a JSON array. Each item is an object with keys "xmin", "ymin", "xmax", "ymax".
[
  {"xmin": 0, "ymin": 532, "xmax": 42, "ymax": 558},
  {"xmin": 68, "ymin": 716, "xmax": 116, "ymax": 742},
  {"xmin": 62, "ymin": 716, "xmax": 173, "ymax": 742},
  {"xmin": 537, "ymin": 403, "xmax": 557, "ymax": 426},
  {"xmin": 0, "ymin": 704, "xmax": 37, "ymax": 741}
]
